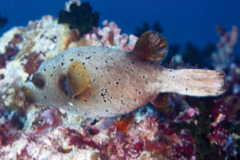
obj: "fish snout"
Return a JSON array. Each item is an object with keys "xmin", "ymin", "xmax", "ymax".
[{"xmin": 22, "ymin": 86, "xmax": 35, "ymax": 103}]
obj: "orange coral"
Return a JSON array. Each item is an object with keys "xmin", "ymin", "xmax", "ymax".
[{"xmin": 114, "ymin": 115, "xmax": 135, "ymax": 134}]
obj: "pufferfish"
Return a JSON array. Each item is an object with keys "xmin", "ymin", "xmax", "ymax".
[{"xmin": 23, "ymin": 31, "xmax": 226, "ymax": 118}]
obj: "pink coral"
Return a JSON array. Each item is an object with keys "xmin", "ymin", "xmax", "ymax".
[
  {"xmin": 208, "ymin": 123, "xmax": 229, "ymax": 150},
  {"xmin": 212, "ymin": 25, "xmax": 239, "ymax": 70},
  {"xmin": 33, "ymin": 107, "xmax": 63, "ymax": 134},
  {"xmin": 96, "ymin": 20, "xmax": 138, "ymax": 51}
]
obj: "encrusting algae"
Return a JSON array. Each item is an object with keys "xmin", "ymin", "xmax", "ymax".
[{"xmin": 23, "ymin": 31, "xmax": 226, "ymax": 118}]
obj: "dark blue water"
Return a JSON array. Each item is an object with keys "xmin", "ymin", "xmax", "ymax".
[{"xmin": 0, "ymin": 0, "xmax": 239, "ymax": 53}]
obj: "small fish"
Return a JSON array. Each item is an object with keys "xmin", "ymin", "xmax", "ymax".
[{"xmin": 23, "ymin": 31, "xmax": 226, "ymax": 118}]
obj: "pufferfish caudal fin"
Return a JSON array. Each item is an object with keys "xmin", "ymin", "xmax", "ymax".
[
  {"xmin": 160, "ymin": 69, "xmax": 227, "ymax": 97},
  {"xmin": 65, "ymin": 61, "xmax": 91, "ymax": 100},
  {"xmin": 130, "ymin": 31, "xmax": 168, "ymax": 64}
]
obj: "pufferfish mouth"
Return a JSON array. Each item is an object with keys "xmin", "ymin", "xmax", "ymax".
[{"xmin": 22, "ymin": 86, "xmax": 35, "ymax": 103}]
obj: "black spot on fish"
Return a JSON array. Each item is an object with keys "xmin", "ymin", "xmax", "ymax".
[
  {"xmin": 84, "ymin": 99, "xmax": 87, "ymax": 102},
  {"xmin": 93, "ymin": 52, "xmax": 96, "ymax": 54},
  {"xmin": 95, "ymin": 67, "xmax": 98, "ymax": 70},
  {"xmin": 139, "ymin": 92, "xmax": 141, "ymax": 94},
  {"xmin": 173, "ymin": 76, "xmax": 174, "ymax": 78},
  {"xmin": 82, "ymin": 62, "xmax": 85, "ymax": 65},
  {"xmin": 108, "ymin": 81, "xmax": 111, "ymax": 84},
  {"xmin": 135, "ymin": 99, "xmax": 137, "ymax": 101},
  {"xmin": 116, "ymin": 82, "xmax": 119, "ymax": 85},
  {"xmin": 105, "ymin": 61, "xmax": 108, "ymax": 63},
  {"xmin": 44, "ymin": 69, "xmax": 46, "ymax": 71},
  {"xmin": 113, "ymin": 63, "xmax": 115, "ymax": 65},
  {"xmin": 70, "ymin": 58, "xmax": 74, "ymax": 61},
  {"xmin": 58, "ymin": 96, "xmax": 60, "ymax": 99},
  {"xmin": 44, "ymin": 96, "xmax": 47, "ymax": 99},
  {"xmin": 78, "ymin": 54, "xmax": 80, "ymax": 56},
  {"xmin": 50, "ymin": 74, "xmax": 53, "ymax": 77},
  {"xmin": 104, "ymin": 100, "xmax": 106, "ymax": 103},
  {"xmin": 131, "ymin": 61, "xmax": 134, "ymax": 64},
  {"xmin": 61, "ymin": 62, "xmax": 64, "ymax": 66},
  {"xmin": 93, "ymin": 79, "xmax": 95, "ymax": 82},
  {"xmin": 101, "ymin": 93, "xmax": 105, "ymax": 97},
  {"xmin": 125, "ymin": 71, "xmax": 127, "ymax": 73},
  {"xmin": 68, "ymin": 108, "xmax": 70, "ymax": 111},
  {"xmin": 101, "ymin": 75, "xmax": 103, "ymax": 77},
  {"xmin": 107, "ymin": 69, "xmax": 109, "ymax": 72},
  {"xmin": 53, "ymin": 66, "xmax": 55, "ymax": 69},
  {"xmin": 187, "ymin": 79, "xmax": 189, "ymax": 80},
  {"xmin": 169, "ymin": 70, "xmax": 172, "ymax": 72},
  {"xmin": 186, "ymin": 88, "xmax": 188, "ymax": 90},
  {"xmin": 143, "ymin": 76, "xmax": 145, "ymax": 78},
  {"xmin": 130, "ymin": 68, "xmax": 134, "ymax": 72},
  {"xmin": 86, "ymin": 56, "xmax": 92, "ymax": 60}
]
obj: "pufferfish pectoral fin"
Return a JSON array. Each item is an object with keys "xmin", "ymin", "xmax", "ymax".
[
  {"xmin": 150, "ymin": 93, "xmax": 173, "ymax": 115},
  {"xmin": 130, "ymin": 31, "xmax": 168, "ymax": 64},
  {"xmin": 65, "ymin": 61, "xmax": 91, "ymax": 99}
]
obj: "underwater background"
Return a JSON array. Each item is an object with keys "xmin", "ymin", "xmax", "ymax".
[
  {"xmin": 0, "ymin": 0, "xmax": 240, "ymax": 159},
  {"xmin": 1, "ymin": 0, "xmax": 240, "ymax": 52}
]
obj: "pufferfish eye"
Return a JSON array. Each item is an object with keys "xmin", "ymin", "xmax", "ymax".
[{"xmin": 32, "ymin": 72, "xmax": 45, "ymax": 88}]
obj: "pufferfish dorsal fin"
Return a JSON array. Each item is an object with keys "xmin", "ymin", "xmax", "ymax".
[
  {"xmin": 130, "ymin": 31, "xmax": 168, "ymax": 64},
  {"xmin": 65, "ymin": 61, "xmax": 91, "ymax": 99}
]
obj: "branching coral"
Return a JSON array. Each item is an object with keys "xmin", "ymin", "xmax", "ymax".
[
  {"xmin": 58, "ymin": 2, "xmax": 99, "ymax": 36},
  {"xmin": 212, "ymin": 25, "xmax": 239, "ymax": 71},
  {"xmin": 169, "ymin": 97, "xmax": 239, "ymax": 159}
]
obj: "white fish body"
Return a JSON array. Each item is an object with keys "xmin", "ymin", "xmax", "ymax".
[{"xmin": 23, "ymin": 31, "xmax": 226, "ymax": 118}]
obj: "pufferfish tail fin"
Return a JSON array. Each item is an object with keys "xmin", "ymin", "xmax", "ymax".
[
  {"xmin": 160, "ymin": 68, "xmax": 227, "ymax": 97},
  {"xmin": 130, "ymin": 31, "xmax": 168, "ymax": 64}
]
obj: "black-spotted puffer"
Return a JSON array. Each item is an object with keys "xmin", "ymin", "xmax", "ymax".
[{"xmin": 23, "ymin": 31, "xmax": 226, "ymax": 118}]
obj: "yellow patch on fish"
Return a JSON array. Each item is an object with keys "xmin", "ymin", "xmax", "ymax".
[{"xmin": 65, "ymin": 61, "xmax": 91, "ymax": 100}]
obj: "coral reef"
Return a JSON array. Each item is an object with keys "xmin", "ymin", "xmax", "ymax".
[
  {"xmin": 0, "ymin": 0, "xmax": 239, "ymax": 159},
  {"xmin": 165, "ymin": 25, "xmax": 239, "ymax": 70},
  {"xmin": 212, "ymin": 25, "xmax": 239, "ymax": 71}
]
